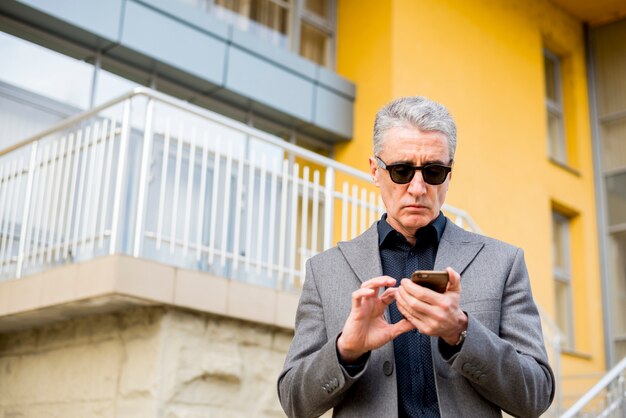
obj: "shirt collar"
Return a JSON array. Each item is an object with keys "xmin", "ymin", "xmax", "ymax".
[{"xmin": 377, "ymin": 211, "xmax": 447, "ymax": 247}]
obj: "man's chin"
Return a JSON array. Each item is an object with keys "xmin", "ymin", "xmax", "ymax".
[{"xmin": 400, "ymin": 213, "xmax": 434, "ymax": 229}]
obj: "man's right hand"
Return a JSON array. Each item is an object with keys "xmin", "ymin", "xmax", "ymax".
[{"xmin": 337, "ymin": 276, "xmax": 415, "ymax": 363}]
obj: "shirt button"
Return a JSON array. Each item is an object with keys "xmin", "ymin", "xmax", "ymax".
[{"xmin": 383, "ymin": 360, "xmax": 394, "ymax": 376}]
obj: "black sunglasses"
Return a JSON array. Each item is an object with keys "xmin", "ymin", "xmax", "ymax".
[{"xmin": 375, "ymin": 156, "xmax": 452, "ymax": 185}]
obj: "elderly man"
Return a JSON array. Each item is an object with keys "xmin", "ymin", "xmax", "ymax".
[{"xmin": 277, "ymin": 97, "xmax": 554, "ymax": 417}]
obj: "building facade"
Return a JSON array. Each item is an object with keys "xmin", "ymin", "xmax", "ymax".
[{"xmin": 0, "ymin": 0, "xmax": 624, "ymax": 416}]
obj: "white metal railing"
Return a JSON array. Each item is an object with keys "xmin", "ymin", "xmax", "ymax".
[
  {"xmin": 0, "ymin": 87, "xmax": 478, "ymax": 291},
  {"xmin": 561, "ymin": 357, "xmax": 626, "ymax": 418}
]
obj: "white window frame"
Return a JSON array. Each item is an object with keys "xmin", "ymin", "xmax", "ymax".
[
  {"xmin": 544, "ymin": 49, "xmax": 567, "ymax": 165},
  {"xmin": 552, "ymin": 211, "xmax": 575, "ymax": 349}
]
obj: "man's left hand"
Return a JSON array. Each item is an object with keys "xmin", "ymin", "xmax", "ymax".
[{"xmin": 395, "ymin": 266, "xmax": 468, "ymax": 345}]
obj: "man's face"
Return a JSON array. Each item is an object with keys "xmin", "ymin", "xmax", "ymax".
[{"xmin": 369, "ymin": 125, "xmax": 452, "ymax": 240}]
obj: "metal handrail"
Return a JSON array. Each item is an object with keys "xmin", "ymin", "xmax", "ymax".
[
  {"xmin": 561, "ymin": 356, "xmax": 626, "ymax": 418},
  {"xmin": 3, "ymin": 87, "xmax": 370, "ymax": 180}
]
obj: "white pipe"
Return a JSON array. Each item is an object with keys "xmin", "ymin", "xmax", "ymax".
[
  {"xmin": 255, "ymin": 154, "xmax": 267, "ymax": 275},
  {"xmin": 231, "ymin": 146, "xmax": 245, "ymax": 270},
  {"xmin": 182, "ymin": 129, "xmax": 197, "ymax": 256},
  {"xmin": 98, "ymin": 118, "xmax": 116, "ymax": 250},
  {"xmin": 16, "ymin": 142, "xmax": 38, "ymax": 278},
  {"xmin": 133, "ymin": 99, "xmax": 155, "ymax": 257},
  {"xmin": 170, "ymin": 123, "xmax": 184, "ymax": 254},
  {"xmin": 109, "ymin": 99, "xmax": 132, "ymax": 255},
  {"xmin": 156, "ymin": 119, "xmax": 171, "ymax": 250},
  {"xmin": 47, "ymin": 137, "xmax": 65, "ymax": 263},
  {"xmin": 195, "ymin": 133, "xmax": 209, "ymax": 262}
]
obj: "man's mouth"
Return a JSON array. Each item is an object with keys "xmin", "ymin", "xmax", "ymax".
[{"xmin": 404, "ymin": 204, "xmax": 429, "ymax": 210}]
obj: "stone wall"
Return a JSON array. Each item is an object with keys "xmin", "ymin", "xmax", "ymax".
[{"xmin": 0, "ymin": 306, "xmax": 293, "ymax": 417}]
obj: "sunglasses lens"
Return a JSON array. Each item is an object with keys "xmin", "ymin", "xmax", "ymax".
[
  {"xmin": 422, "ymin": 165, "xmax": 448, "ymax": 185},
  {"xmin": 389, "ymin": 165, "xmax": 415, "ymax": 184},
  {"xmin": 379, "ymin": 157, "xmax": 451, "ymax": 185}
]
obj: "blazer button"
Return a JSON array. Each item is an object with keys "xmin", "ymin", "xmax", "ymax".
[{"xmin": 383, "ymin": 361, "xmax": 394, "ymax": 376}]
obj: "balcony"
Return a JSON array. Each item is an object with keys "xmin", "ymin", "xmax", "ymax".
[{"xmin": 0, "ymin": 88, "xmax": 478, "ymax": 289}]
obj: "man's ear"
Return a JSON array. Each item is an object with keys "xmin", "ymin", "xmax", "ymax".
[
  {"xmin": 369, "ymin": 157, "xmax": 380, "ymax": 186},
  {"xmin": 449, "ymin": 160, "xmax": 454, "ymax": 181}
]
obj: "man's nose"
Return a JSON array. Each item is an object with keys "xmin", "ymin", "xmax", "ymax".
[{"xmin": 407, "ymin": 170, "xmax": 427, "ymax": 196}]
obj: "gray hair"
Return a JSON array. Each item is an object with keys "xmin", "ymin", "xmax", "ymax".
[{"xmin": 373, "ymin": 96, "xmax": 457, "ymax": 160}]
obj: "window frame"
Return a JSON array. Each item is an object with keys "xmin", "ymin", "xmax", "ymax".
[
  {"xmin": 544, "ymin": 49, "xmax": 567, "ymax": 165},
  {"xmin": 552, "ymin": 211, "xmax": 575, "ymax": 349}
]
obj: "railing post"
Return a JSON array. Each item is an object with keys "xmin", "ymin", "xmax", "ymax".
[
  {"xmin": 323, "ymin": 167, "xmax": 335, "ymax": 250},
  {"xmin": 561, "ymin": 356, "xmax": 626, "ymax": 418},
  {"xmin": 133, "ymin": 98, "xmax": 155, "ymax": 257},
  {"xmin": 16, "ymin": 142, "xmax": 38, "ymax": 278},
  {"xmin": 109, "ymin": 99, "xmax": 132, "ymax": 255}
]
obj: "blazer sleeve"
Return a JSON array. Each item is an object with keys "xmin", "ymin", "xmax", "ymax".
[
  {"xmin": 440, "ymin": 248, "xmax": 555, "ymax": 417},
  {"xmin": 277, "ymin": 258, "xmax": 366, "ymax": 418}
]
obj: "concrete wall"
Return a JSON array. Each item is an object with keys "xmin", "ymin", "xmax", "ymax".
[{"xmin": 0, "ymin": 306, "xmax": 293, "ymax": 417}]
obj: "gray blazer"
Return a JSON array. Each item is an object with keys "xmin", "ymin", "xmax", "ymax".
[{"xmin": 278, "ymin": 220, "xmax": 555, "ymax": 418}]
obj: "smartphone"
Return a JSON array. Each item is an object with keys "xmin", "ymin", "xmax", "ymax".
[{"xmin": 410, "ymin": 270, "xmax": 449, "ymax": 293}]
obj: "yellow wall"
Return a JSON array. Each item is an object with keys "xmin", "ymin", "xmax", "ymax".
[{"xmin": 336, "ymin": 0, "xmax": 605, "ymax": 403}]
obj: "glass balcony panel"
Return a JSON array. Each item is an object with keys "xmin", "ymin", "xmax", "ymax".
[
  {"xmin": 0, "ymin": 32, "xmax": 92, "ymax": 110},
  {"xmin": 94, "ymin": 69, "xmax": 141, "ymax": 107}
]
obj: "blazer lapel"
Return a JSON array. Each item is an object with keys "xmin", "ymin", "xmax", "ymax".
[
  {"xmin": 337, "ymin": 223, "xmax": 383, "ymax": 283},
  {"xmin": 434, "ymin": 221, "xmax": 484, "ymax": 275}
]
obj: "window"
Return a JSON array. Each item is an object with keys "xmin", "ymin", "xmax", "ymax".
[
  {"xmin": 552, "ymin": 211, "xmax": 574, "ymax": 348},
  {"xmin": 544, "ymin": 49, "xmax": 567, "ymax": 164},
  {"xmin": 214, "ymin": 0, "xmax": 290, "ymax": 49},
  {"xmin": 299, "ymin": 0, "xmax": 334, "ymax": 67},
  {"xmin": 187, "ymin": 0, "xmax": 336, "ymax": 67}
]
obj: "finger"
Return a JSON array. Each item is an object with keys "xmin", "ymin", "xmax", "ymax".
[
  {"xmin": 361, "ymin": 275, "xmax": 398, "ymax": 290},
  {"xmin": 394, "ymin": 289, "xmax": 418, "ymax": 319},
  {"xmin": 390, "ymin": 318, "xmax": 415, "ymax": 338},
  {"xmin": 351, "ymin": 288, "xmax": 375, "ymax": 309},
  {"xmin": 394, "ymin": 299, "xmax": 425, "ymax": 330},
  {"xmin": 445, "ymin": 267, "xmax": 462, "ymax": 292},
  {"xmin": 396, "ymin": 284, "xmax": 437, "ymax": 322},
  {"xmin": 399, "ymin": 278, "xmax": 439, "ymax": 305},
  {"xmin": 380, "ymin": 287, "xmax": 398, "ymax": 304}
]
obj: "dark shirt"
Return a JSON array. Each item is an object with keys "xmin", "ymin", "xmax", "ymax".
[{"xmin": 378, "ymin": 212, "xmax": 447, "ymax": 418}]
